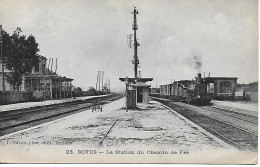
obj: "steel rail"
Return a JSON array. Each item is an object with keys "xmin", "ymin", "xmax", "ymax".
[
  {"xmin": 157, "ymin": 100, "xmax": 257, "ymax": 152},
  {"xmin": 0, "ymin": 103, "xmax": 92, "ymax": 132},
  {"xmin": 212, "ymin": 105, "xmax": 257, "ymax": 119},
  {"xmin": 201, "ymin": 106, "xmax": 257, "ymax": 125},
  {"xmin": 0, "ymin": 95, "xmax": 123, "ymax": 136},
  {"xmin": 0, "ymin": 95, "xmax": 121, "ymax": 122},
  {"xmin": 188, "ymin": 117, "xmax": 251, "ymax": 151}
]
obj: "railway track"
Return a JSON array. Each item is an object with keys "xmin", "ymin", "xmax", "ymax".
[
  {"xmin": 0, "ymin": 94, "xmax": 123, "ymax": 137},
  {"xmin": 154, "ymin": 99, "xmax": 258, "ymax": 152},
  {"xmin": 201, "ymin": 106, "xmax": 258, "ymax": 125}
]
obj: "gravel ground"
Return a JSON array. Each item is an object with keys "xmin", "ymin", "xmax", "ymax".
[
  {"xmin": 0, "ymin": 98, "xmax": 228, "ymax": 149},
  {"xmin": 0, "ymin": 98, "xmax": 255, "ymax": 163}
]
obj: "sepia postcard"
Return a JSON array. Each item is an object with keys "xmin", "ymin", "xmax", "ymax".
[{"xmin": 0, "ymin": 0, "xmax": 258, "ymax": 164}]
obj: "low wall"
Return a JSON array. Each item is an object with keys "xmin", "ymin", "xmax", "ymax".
[
  {"xmin": 0, "ymin": 92, "xmax": 33, "ymax": 105},
  {"xmin": 245, "ymin": 92, "xmax": 258, "ymax": 102}
]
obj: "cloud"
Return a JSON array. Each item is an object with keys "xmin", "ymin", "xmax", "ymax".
[{"xmin": 0, "ymin": 0, "xmax": 257, "ymax": 89}]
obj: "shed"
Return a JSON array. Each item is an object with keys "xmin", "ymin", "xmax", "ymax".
[
  {"xmin": 132, "ymin": 82, "xmax": 151, "ymax": 104},
  {"xmin": 204, "ymin": 77, "xmax": 238, "ymax": 100}
]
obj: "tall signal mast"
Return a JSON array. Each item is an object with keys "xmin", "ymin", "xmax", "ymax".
[{"xmin": 132, "ymin": 6, "xmax": 140, "ymax": 80}]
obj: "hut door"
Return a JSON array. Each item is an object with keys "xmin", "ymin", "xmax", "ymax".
[
  {"xmin": 127, "ymin": 90, "xmax": 136, "ymax": 108},
  {"xmin": 137, "ymin": 87, "xmax": 143, "ymax": 103}
]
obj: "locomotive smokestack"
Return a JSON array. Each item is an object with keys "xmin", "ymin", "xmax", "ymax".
[{"xmin": 198, "ymin": 73, "xmax": 201, "ymax": 83}]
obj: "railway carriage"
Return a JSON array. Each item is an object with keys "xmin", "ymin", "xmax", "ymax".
[{"xmin": 156, "ymin": 74, "xmax": 212, "ymax": 105}]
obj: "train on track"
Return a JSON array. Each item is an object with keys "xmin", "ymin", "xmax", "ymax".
[{"xmin": 151, "ymin": 73, "xmax": 212, "ymax": 105}]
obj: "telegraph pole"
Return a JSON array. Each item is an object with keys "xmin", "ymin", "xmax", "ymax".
[
  {"xmin": 101, "ymin": 71, "xmax": 104, "ymax": 91},
  {"xmin": 50, "ymin": 58, "xmax": 53, "ymax": 72},
  {"xmin": 55, "ymin": 58, "xmax": 57, "ymax": 74},
  {"xmin": 98, "ymin": 71, "xmax": 101, "ymax": 91},
  {"xmin": 0, "ymin": 25, "xmax": 5, "ymax": 104},
  {"xmin": 132, "ymin": 7, "xmax": 140, "ymax": 80},
  {"xmin": 96, "ymin": 71, "xmax": 98, "ymax": 90},
  {"xmin": 108, "ymin": 79, "xmax": 110, "ymax": 91}
]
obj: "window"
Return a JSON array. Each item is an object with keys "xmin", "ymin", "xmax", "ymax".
[
  {"xmin": 42, "ymin": 63, "xmax": 46, "ymax": 74},
  {"xmin": 219, "ymin": 81, "xmax": 231, "ymax": 93},
  {"xmin": 35, "ymin": 62, "xmax": 39, "ymax": 72}
]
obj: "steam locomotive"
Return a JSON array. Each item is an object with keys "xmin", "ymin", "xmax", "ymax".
[{"xmin": 152, "ymin": 74, "xmax": 211, "ymax": 105}]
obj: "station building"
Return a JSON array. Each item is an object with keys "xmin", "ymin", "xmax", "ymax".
[
  {"xmin": 204, "ymin": 77, "xmax": 238, "ymax": 100},
  {"xmin": 150, "ymin": 88, "xmax": 160, "ymax": 95},
  {"xmin": 119, "ymin": 77, "xmax": 153, "ymax": 108},
  {"xmin": 0, "ymin": 54, "xmax": 74, "ymax": 101}
]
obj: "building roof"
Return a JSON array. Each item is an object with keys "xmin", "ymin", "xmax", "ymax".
[
  {"xmin": 204, "ymin": 77, "xmax": 238, "ymax": 82},
  {"xmin": 36, "ymin": 54, "xmax": 47, "ymax": 60},
  {"xmin": 119, "ymin": 77, "xmax": 153, "ymax": 83},
  {"xmin": 131, "ymin": 82, "xmax": 151, "ymax": 88},
  {"xmin": 25, "ymin": 74, "xmax": 73, "ymax": 81}
]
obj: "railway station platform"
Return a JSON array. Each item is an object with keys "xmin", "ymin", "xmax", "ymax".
[
  {"xmin": 212, "ymin": 100, "xmax": 258, "ymax": 114},
  {"xmin": 0, "ymin": 94, "xmax": 111, "ymax": 112},
  {"xmin": 0, "ymin": 97, "xmax": 252, "ymax": 163}
]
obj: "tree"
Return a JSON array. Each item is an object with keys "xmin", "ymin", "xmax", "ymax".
[
  {"xmin": 1, "ymin": 27, "xmax": 39, "ymax": 90},
  {"xmin": 83, "ymin": 87, "xmax": 97, "ymax": 96}
]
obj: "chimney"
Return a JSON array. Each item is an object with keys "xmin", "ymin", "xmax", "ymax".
[{"xmin": 198, "ymin": 73, "xmax": 201, "ymax": 83}]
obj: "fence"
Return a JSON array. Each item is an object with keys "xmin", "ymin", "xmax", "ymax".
[
  {"xmin": 245, "ymin": 92, "xmax": 258, "ymax": 102},
  {"xmin": 234, "ymin": 91, "xmax": 258, "ymax": 102},
  {"xmin": 0, "ymin": 91, "xmax": 33, "ymax": 105}
]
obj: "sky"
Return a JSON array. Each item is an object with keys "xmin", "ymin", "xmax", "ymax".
[{"xmin": 0, "ymin": 0, "xmax": 258, "ymax": 91}]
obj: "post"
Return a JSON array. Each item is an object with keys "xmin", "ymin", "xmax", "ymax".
[
  {"xmin": 50, "ymin": 58, "xmax": 53, "ymax": 72},
  {"xmin": 55, "ymin": 79, "xmax": 58, "ymax": 99},
  {"xmin": 106, "ymin": 78, "xmax": 107, "ymax": 92},
  {"xmin": 66, "ymin": 81, "xmax": 68, "ymax": 98},
  {"xmin": 132, "ymin": 7, "xmax": 139, "ymax": 79},
  {"xmin": 50, "ymin": 79, "xmax": 53, "ymax": 100},
  {"xmin": 37, "ymin": 77, "xmax": 40, "ymax": 91},
  {"xmin": 125, "ymin": 77, "xmax": 129, "ymax": 112},
  {"xmin": 55, "ymin": 58, "xmax": 57, "ymax": 74},
  {"xmin": 0, "ymin": 25, "xmax": 5, "ymax": 104},
  {"xmin": 63, "ymin": 80, "xmax": 66, "ymax": 98},
  {"xmin": 64, "ymin": 80, "xmax": 66, "ymax": 98},
  {"xmin": 98, "ymin": 71, "xmax": 100, "ymax": 91},
  {"xmin": 70, "ymin": 81, "xmax": 72, "ymax": 98},
  {"xmin": 31, "ymin": 78, "xmax": 33, "ymax": 91},
  {"xmin": 47, "ymin": 58, "xmax": 51, "ymax": 72},
  {"xmin": 66, "ymin": 81, "xmax": 69, "ymax": 98},
  {"xmin": 101, "ymin": 71, "xmax": 104, "ymax": 91},
  {"xmin": 126, "ymin": 84, "xmax": 128, "ymax": 112},
  {"xmin": 108, "ymin": 79, "xmax": 110, "ymax": 91},
  {"xmin": 96, "ymin": 71, "xmax": 98, "ymax": 90},
  {"xmin": 60, "ymin": 77, "xmax": 62, "ymax": 99}
]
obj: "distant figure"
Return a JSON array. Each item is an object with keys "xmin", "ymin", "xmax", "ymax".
[
  {"xmin": 92, "ymin": 100, "xmax": 102, "ymax": 112},
  {"xmin": 72, "ymin": 91, "xmax": 76, "ymax": 99}
]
